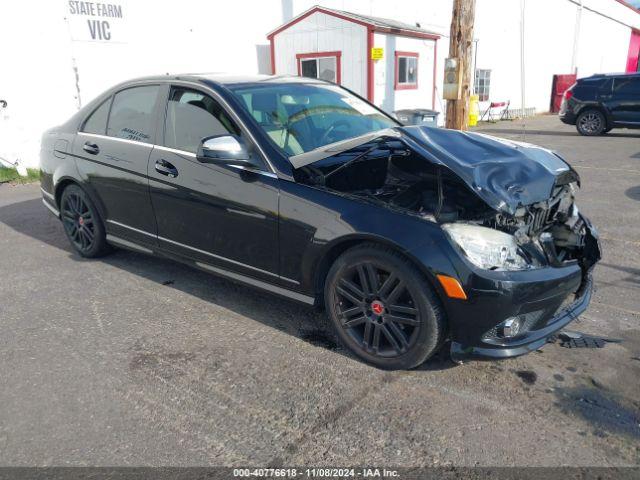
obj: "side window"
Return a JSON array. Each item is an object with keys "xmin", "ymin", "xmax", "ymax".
[
  {"xmin": 613, "ymin": 77, "xmax": 640, "ymax": 95},
  {"xmin": 474, "ymin": 69, "xmax": 491, "ymax": 101},
  {"xmin": 82, "ymin": 98, "xmax": 111, "ymax": 135},
  {"xmin": 297, "ymin": 53, "xmax": 340, "ymax": 83},
  {"xmin": 164, "ymin": 87, "xmax": 241, "ymax": 154},
  {"xmin": 598, "ymin": 78, "xmax": 613, "ymax": 94},
  {"xmin": 106, "ymin": 85, "xmax": 160, "ymax": 144}
]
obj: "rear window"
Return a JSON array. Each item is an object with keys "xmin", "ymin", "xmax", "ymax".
[
  {"xmin": 82, "ymin": 98, "xmax": 111, "ymax": 135},
  {"xmin": 106, "ymin": 85, "xmax": 160, "ymax": 144}
]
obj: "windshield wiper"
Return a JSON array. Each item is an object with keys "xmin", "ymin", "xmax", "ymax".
[
  {"xmin": 289, "ymin": 128, "xmax": 401, "ymax": 169},
  {"xmin": 322, "ymin": 143, "xmax": 383, "ymax": 183}
]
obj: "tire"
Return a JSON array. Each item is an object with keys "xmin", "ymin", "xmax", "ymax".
[
  {"xmin": 576, "ymin": 109, "xmax": 606, "ymax": 136},
  {"xmin": 603, "ymin": 127, "xmax": 613, "ymax": 134},
  {"xmin": 324, "ymin": 244, "xmax": 446, "ymax": 370},
  {"xmin": 60, "ymin": 184, "xmax": 111, "ymax": 258}
]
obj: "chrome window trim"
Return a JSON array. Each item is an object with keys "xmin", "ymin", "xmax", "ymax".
[
  {"xmin": 196, "ymin": 262, "xmax": 314, "ymax": 305},
  {"xmin": 80, "ymin": 132, "xmax": 278, "ymax": 179},
  {"xmin": 154, "ymin": 144, "xmax": 197, "ymax": 157},
  {"xmin": 105, "ymin": 219, "xmax": 299, "ymax": 285},
  {"xmin": 78, "ymin": 131, "xmax": 154, "ymax": 148},
  {"xmin": 153, "ymin": 145, "xmax": 277, "ymax": 178}
]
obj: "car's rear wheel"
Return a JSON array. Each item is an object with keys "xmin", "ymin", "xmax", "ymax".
[
  {"xmin": 60, "ymin": 184, "xmax": 111, "ymax": 258},
  {"xmin": 576, "ymin": 110, "xmax": 606, "ymax": 136},
  {"xmin": 324, "ymin": 244, "xmax": 445, "ymax": 369}
]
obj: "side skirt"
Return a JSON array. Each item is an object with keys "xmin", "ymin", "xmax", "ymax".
[
  {"xmin": 105, "ymin": 234, "xmax": 316, "ymax": 306},
  {"xmin": 195, "ymin": 261, "xmax": 315, "ymax": 305}
]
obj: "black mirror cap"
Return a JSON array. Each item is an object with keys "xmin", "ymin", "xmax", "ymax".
[{"xmin": 196, "ymin": 134, "xmax": 252, "ymax": 165}]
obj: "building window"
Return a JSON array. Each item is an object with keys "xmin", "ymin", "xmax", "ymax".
[
  {"xmin": 394, "ymin": 51, "xmax": 419, "ymax": 90},
  {"xmin": 296, "ymin": 52, "xmax": 341, "ymax": 84},
  {"xmin": 474, "ymin": 69, "xmax": 491, "ymax": 101}
]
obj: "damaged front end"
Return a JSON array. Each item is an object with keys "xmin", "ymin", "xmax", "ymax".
[{"xmin": 292, "ymin": 126, "xmax": 601, "ymax": 360}]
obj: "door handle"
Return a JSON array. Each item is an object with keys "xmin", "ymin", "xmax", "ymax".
[
  {"xmin": 155, "ymin": 159, "xmax": 178, "ymax": 178},
  {"xmin": 82, "ymin": 142, "xmax": 99, "ymax": 155}
]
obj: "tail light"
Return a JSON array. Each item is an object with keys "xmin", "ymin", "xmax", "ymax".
[{"xmin": 563, "ymin": 85, "xmax": 575, "ymax": 101}]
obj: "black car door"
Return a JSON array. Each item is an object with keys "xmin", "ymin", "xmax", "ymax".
[
  {"xmin": 147, "ymin": 84, "xmax": 282, "ymax": 284},
  {"xmin": 604, "ymin": 77, "xmax": 640, "ymax": 126},
  {"xmin": 72, "ymin": 84, "xmax": 162, "ymax": 246}
]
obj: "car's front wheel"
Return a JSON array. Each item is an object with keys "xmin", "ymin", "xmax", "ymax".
[
  {"xmin": 576, "ymin": 109, "xmax": 606, "ymax": 136},
  {"xmin": 325, "ymin": 244, "xmax": 445, "ymax": 369},
  {"xmin": 60, "ymin": 184, "xmax": 111, "ymax": 258}
]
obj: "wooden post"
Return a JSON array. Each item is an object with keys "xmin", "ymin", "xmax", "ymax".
[{"xmin": 445, "ymin": 0, "xmax": 476, "ymax": 130}]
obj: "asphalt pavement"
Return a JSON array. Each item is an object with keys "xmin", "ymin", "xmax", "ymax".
[{"xmin": 0, "ymin": 115, "xmax": 638, "ymax": 467}]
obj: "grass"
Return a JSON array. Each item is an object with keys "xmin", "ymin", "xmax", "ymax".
[{"xmin": 0, "ymin": 167, "xmax": 41, "ymax": 184}]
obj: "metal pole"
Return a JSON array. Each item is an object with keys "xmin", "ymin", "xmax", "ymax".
[
  {"xmin": 570, "ymin": 0, "xmax": 583, "ymax": 74},
  {"xmin": 520, "ymin": 0, "xmax": 527, "ymax": 136}
]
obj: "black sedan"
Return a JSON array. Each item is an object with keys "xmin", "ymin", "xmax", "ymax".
[{"xmin": 40, "ymin": 74, "xmax": 601, "ymax": 369}]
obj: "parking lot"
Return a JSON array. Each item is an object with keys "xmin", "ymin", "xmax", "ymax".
[{"xmin": 0, "ymin": 115, "xmax": 638, "ymax": 467}]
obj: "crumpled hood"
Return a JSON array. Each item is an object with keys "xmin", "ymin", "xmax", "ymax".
[{"xmin": 400, "ymin": 126, "xmax": 575, "ymax": 215}]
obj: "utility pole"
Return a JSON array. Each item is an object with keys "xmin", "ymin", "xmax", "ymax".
[{"xmin": 445, "ymin": 0, "xmax": 476, "ymax": 130}]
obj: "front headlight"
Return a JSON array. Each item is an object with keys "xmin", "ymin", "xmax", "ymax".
[{"xmin": 442, "ymin": 223, "xmax": 530, "ymax": 271}]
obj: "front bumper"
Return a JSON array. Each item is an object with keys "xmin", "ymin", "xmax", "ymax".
[
  {"xmin": 450, "ymin": 273, "xmax": 593, "ymax": 361},
  {"xmin": 446, "ymin": 216, "xmax": 601, "ymax": 362}
]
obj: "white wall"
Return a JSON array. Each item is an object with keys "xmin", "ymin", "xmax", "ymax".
[
  {"xmin": 0, "ymin": 0, "xmax": 283, "ymax": 169},
  {"xmin": 272, "ymin": 10, "xmax": 368, "ymax": 95},
  {"xmin": 372, "ymin": 33, "xmax": 437, "ymax": 114}
]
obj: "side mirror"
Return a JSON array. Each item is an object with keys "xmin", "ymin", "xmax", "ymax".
[{"xmin": 197, "ymin": 135, "xmax": 252, "ymax": 165}]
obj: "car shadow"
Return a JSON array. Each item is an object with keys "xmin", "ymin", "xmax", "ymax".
[
  {"xmin": 625, "ymin": 185, "xmax": 640, "ymax": 201},
  {"xmin": 0, "ymin": 197, "xmax": 456, "ymax": 371}
]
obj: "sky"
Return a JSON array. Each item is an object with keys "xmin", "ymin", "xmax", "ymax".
[{"xmin": 624, "ymin": 0, "xmax": 640, "ymax": 7}]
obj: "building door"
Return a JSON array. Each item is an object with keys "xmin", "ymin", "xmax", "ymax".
[{"xmin": 550, "ymin": 74, "xmax": 577, "ymax": 113}]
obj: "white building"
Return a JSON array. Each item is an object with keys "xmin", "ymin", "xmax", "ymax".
[
  {"xmin": 1, "ymin": 0, "xmax": 639, "ymax": 170},
  {"xmin": 268, "ymin": 6, "xmax": 440, "ymax": 115}
]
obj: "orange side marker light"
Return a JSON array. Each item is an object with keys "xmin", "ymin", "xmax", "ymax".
[{"xmin": 437, "ymin": 274, "xmax": 468, "ymax": 300}]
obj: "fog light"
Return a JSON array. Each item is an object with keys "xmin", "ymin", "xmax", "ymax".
[{"xmin": 501, "ymin": 317, "xmax": 521, "ymax": 338}]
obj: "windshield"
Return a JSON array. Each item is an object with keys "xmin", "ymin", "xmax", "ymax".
[{"xmin": 228, "ymin": 83, "xmax": 398, "ymax": 157}]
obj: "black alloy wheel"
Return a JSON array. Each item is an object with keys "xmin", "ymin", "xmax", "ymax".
[
  {"xmin": 60, "ymin": 184, "xmax": 110, "ymax": 258},
  {"xmin": 576, "ymin": 110, "xmax": 606, "ymax": 136},
  {"xmin": 325, "ymin": 244, "xmax": 445, "ymax": 369}
]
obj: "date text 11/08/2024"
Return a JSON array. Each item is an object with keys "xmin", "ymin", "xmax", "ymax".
[{"xmin": 233, "ymin": 468, "xmax": 400, "ymax": 477}]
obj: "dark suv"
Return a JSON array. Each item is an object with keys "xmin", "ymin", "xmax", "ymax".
[{"xmin": 559, "ymin": 72, "xmax": 640, "ymax": 136}]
